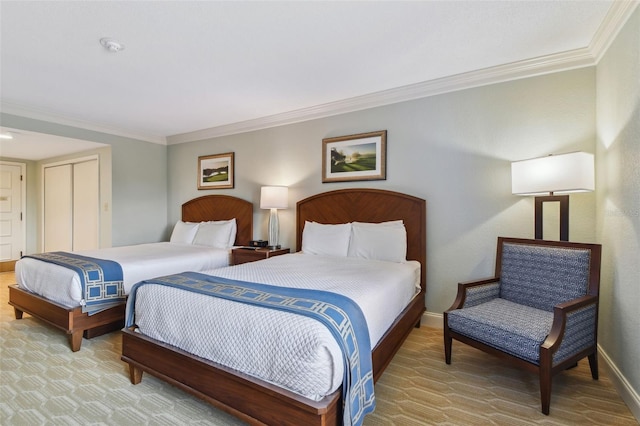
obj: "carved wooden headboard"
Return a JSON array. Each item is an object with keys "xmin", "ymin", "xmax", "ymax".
[
  {"xmin": 182, "ymin": 195, "xmax": 253, "ymax": 246},
  {"xmin": 296, "ymin": 188, "xmax": 426, "ymax": 292}
]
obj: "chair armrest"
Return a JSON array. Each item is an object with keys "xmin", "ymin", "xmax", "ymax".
[
  {"xmin": 446, "ymin": 277, "xmax": 500, "ymax": 311},
  {"xmin": 542, "ymin": 295, "xmax": 599, "ymax": 365}
]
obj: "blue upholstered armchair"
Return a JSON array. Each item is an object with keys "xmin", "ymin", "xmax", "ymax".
[{"xmin": 444, "ymin": 237, "xmax": 602, "ymax": 415}]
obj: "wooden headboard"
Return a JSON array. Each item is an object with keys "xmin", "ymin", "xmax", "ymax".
[
  {"xmin": 296, "ymin": 188, "xmax": 426, "ymax": 292},
  {"xmin": 182, "ymin": 195, "xmax": 253, "ymax": 246}
]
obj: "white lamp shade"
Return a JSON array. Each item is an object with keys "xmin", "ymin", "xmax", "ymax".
[
  {"xmin": 260, "ymin": 186, "xmax": 288, "ymax": 209},
  {"xmin": 511, "ymin": 152, "xmax": 595, "ymax": 196}
]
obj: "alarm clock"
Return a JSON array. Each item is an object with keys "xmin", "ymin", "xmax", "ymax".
[{"xmin": 249, "ymin": 240, "xmax": 269, "ymax": 248}]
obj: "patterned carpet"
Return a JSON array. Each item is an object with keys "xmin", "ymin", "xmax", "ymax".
[{"xmin": 1, "ymin": 272, "xmax": 637, "ymax": 425}]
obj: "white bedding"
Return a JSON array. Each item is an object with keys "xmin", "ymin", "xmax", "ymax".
[
  {"xmin": 132, "ymin": 252, "xmax": 421, "ymax": 401},
  {"xmin": 16, "ymin": 242, "xmax": 232, "ymax": 308}
]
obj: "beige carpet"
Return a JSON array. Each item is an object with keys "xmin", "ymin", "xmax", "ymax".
[{"xmin": 1, "ymin": 272, "xmax": 637, "ymax": 425}]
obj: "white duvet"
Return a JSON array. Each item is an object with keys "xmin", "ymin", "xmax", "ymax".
[
  {"xmin": 132, "ymin": 252, "xmax": 421, "ymax": 401},
  {"xmin": 16, "ymin": 242, "xmax": 232, "ymax": 308}
]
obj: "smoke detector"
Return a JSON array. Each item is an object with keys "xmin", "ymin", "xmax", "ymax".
[{"xmin": 100, "ymin": 37, "xmax": 125, "ymax": 52}]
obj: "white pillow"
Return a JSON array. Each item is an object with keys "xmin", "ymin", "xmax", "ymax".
[
  {"xmin": 347, "ymin": 221, "xmax": 407, "ymax": 263},
  {"xmin": 169, "ymin": 221, "xmax": 200, "ymax": 244},
  {"xmin": 193, "ymin": 219, "xmax": 236, "ymax": 248},
  {"xmin": 225, "ymin": 218, "xmax": 238, "ymax": 246},
  {"xmin": 302, "ymin": 221, "xmax": 352, "ymax": 257}
]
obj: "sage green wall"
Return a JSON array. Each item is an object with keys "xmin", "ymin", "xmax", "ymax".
[
  {"xmin": 0, "ymin": 114, "xmax": 168, "ymax": 249},
  {"xmin": 167, "ymin": 67, "xmax": 597, "ymax": 317},
  {"xmin": 596, "ymin": 6, "xmax": 640, "ymax": 417}
]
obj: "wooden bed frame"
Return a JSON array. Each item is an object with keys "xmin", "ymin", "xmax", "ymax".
[
  {"xmin": 121, "ymin": 188, "xmax": 426, "ymax": 426},
  {"xmin": 8, "ymin": 194, "xmax": 253, "ymax": 352}
]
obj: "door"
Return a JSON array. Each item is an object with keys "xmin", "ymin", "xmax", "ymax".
[
  {"xmin": 44, "ymin": 164, "xmax": 73, "ymax": 252},
  {"xmin": 72, "ymin": 159, "xmax": 99, "ymax": 250},
  {"xmin": 43, "ymin": 157, "xmax": 99, "ymax": 252},
  {"xmin": 0, "ymin": 162, "xmax": 25, "ymax": 263}
]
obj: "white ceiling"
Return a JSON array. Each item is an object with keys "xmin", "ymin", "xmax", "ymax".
[
  {"xmin": 0, "ymin": 0, "xmax": 634, "ymax": 158},
  {"xmin": 0, "ymin": 127, "xmax": 107, "ymax": 161}
]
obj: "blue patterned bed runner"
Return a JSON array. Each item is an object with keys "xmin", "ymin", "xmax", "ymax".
[
  {"xmin": 125, "ymin": 271, "xmax": 376, "ymax": 426},
  {"xmin": 25, "ymin": 252, "xmax": 125, "ymax": 315}
]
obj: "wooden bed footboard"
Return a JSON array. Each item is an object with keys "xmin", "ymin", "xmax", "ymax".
[
  {"xmin": 9, "ymin": 284, "xmax": 125, "ymax": 352},
  {"xmin": 121, "ymin": 290, "xmax": 425, "ymax": 426},
  {"xmin": 121, "ymin": 326, "xmax": 341, "ymax": 426}
]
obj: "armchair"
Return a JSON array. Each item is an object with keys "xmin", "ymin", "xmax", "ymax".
[{"xmin": 444, "ymin": 237, "xmax": 602, "ymax": 415}]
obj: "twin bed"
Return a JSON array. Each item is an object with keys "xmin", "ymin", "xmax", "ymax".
[
  {"xmin": 9, "ymin": 194, "xmax": 254, "ymax": 351},
  {"xmin": 9, "ymin": 188, "xmax": 426, "ymax": 425},
  {"xmin": 122, "ymin": 188, "xmax": 427, "ymax": 426}
]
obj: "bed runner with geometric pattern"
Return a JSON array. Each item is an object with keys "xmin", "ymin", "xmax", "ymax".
[
  {"xmin": 125, "ymin": 271, "xmax": 375, "ymax": 426},
  {"xmin": 24, "ymin": 251, "xmax": 124, "ymax": 315}
]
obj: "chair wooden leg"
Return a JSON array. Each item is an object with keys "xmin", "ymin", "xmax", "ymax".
[
  {"xmin": 588, "ymin": 352, "xmax": 599, "ymax": 380},
  {"xmin": 539, "ymin": 350, "xmax": 552, "ymax": 415},
  {"xmin": 540, "ymin": 371, "xmax": 551, "ymax": 415},
  {"xmin": 444, "ymin": 336, "xmax": 452, "ymax": 364},
  {"xmin": 444, "ymin": 315, "xmax": 452, "ymax": 364}
]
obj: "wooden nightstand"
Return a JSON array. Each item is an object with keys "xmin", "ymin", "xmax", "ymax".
[{"xmin": 231, "ymin": 247, "xmax": 290, "ymax": 265}]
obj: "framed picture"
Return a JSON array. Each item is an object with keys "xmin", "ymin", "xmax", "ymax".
[
  {"xmin": 198, "ymin": 152, "xmax": 234, "ymax": 190},
  {"xmin": 322, "ymin": 130, "xmax": 387, "ymax": 183}
]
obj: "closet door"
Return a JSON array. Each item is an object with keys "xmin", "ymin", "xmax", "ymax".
[
  {"xmin": 72, "ymin": 159, "xmax": 99, "ymax": 250},
  {"xmin": 43, "ymin": 157, "xmax": 100, "ymax": 252},
  {"xmin": 44, "ymin": 164, "xmax": 73, "ymax": 252}
]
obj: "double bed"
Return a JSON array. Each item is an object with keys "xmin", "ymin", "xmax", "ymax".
[
  {"xmin": 8, "ymin": 194, "xmax": 253, "ymax": 352},
  {"xmin": 121, "ymin": 188, "xmax": 427, "ymax": 426}
]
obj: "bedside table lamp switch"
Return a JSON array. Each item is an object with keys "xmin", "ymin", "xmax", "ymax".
[{"xmin": 260, "ymin": 186, "xmax": 288, "ymax": 250}]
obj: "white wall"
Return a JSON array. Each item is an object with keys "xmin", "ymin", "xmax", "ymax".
[
  {"xmin": 167, "ymin": 67, "xmax": 597, "ymax": 316},
  {"xmin": 596, "ymin": 6, "xmax": 640, "ymax": 418}
]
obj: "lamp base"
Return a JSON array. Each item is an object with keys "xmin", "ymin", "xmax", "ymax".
[
  {"xmin": 534, "ymin": 195, "xmax": 569, "ymax": 241},
  {"xmin": 267, "ymin": 208, "xmax": 280, "ymax": 251}
]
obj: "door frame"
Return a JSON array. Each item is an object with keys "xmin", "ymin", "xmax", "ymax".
[{"xmin": 0, "ymin": 160, "xmax": 26, "ymax": 271}]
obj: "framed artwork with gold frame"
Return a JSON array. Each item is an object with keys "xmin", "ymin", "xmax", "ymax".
[
  {"xmin": 322, "ymin": 131, "xmax": 386, "ymax": 183},
  {"xmin": 198, "ymin": 152, "xmax": 234, "ymax": 190}
]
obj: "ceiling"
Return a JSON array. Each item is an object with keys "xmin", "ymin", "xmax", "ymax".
[
  {"xmin": 0, "ymin": 0, "xmax": 633, "ymax": 159},
  {"xmin": 0, "ymin": 127, "xmax": 107, "ymax": 161}
]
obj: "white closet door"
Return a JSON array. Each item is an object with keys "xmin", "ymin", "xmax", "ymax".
[
  {"xmin": 72, "ymin": 159, "xmax": 99, "ymax": 250},
  {"xmin": 44, "ymin": 164, "xmax": 73, "ymax": 252}
]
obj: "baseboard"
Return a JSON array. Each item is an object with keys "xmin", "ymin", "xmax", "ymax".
[
  {"xmin": 422, "ymin": 310, "xmax": 640, "ymax": 422},
  {"xmin": 598, "ymin": 344, "xmax": 640, "ymax": 422},
  {"xmin": 0, "ymin": 260, "xmax": 16, "ymax": 272},
  {"xmin": 422, "ymin": 310, "xmax": 443, "ymax": 329}
]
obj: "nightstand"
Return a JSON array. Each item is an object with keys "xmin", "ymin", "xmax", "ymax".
[{"xmin": 231, "ymin": 247, "xmax": 290, "ymax": 265}]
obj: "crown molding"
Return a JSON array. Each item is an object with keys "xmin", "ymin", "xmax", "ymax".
[
  {"xmin": 168, "ymin": 1, "xmax": 640, "ymax": 145},
  {"xmin": 167, "ymin": 47, "xmax": 596, "ymax": 144},
  {"xmin": 0, "ymin": 101, "xmax": 167, "ymax": 145},
  {"xmin": 590, "ymin": 0, "xmax": 639, "ymax": 63}
]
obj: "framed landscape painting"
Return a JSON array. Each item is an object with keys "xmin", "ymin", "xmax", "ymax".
[
  {"xmin": 322, "ymin": 130, "xmax": 387, "ymax": 183},
  {"xmin": 198, "ymin": 152, "xmax": 234, "ymax": 190}
]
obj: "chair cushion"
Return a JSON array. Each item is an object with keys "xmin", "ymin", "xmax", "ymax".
[
  {"xmin": 500, "ymin": 243, "xmax": 591, "ymax": 311},
  {"xmin": 447, "ymin": 298, "xmax": 553, "ymax": 364}
]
